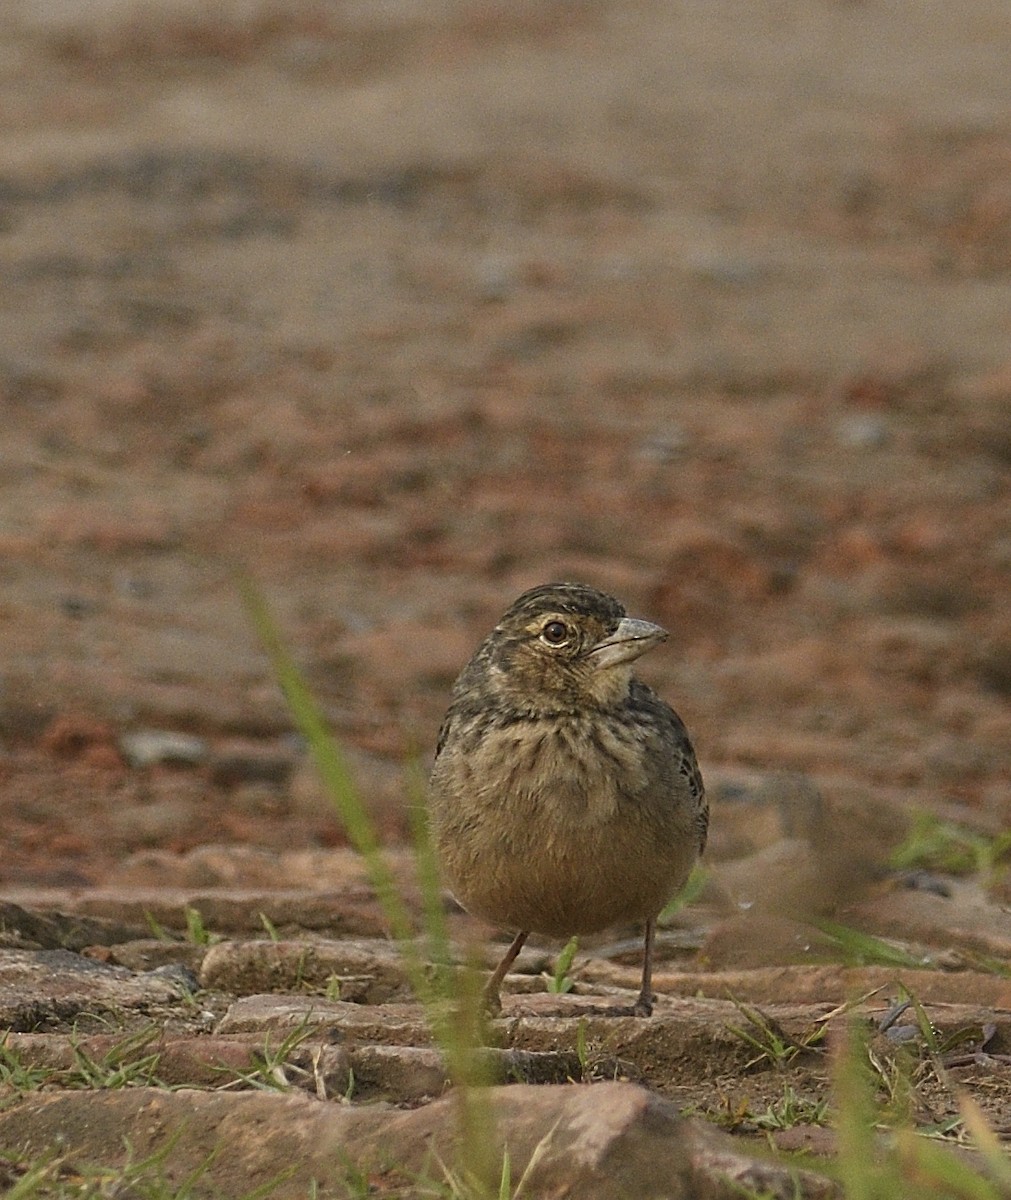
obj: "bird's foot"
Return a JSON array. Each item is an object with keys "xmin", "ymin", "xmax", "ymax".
[{"xmin": 632, "ymin": 991, "xmax": 655, "ymax": 1018}]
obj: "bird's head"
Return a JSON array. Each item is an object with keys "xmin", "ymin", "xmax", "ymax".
[{"xmin": 477, "ymin": 582, "xmax": 668, "ymax": 712}]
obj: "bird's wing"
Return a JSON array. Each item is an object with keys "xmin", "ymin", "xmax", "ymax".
[{"xmin": 630, "ymin": 679, "xmax": 708, "ymax": 854}]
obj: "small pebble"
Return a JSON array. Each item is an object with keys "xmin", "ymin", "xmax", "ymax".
[
  {"xmin": 883, "ymin": 1024, "xmax": 922, "ymax": 1046},
  {"xmin": 209, "ymin": 746, "xmax": 295, "ymax": 788},
  {"xmin": 145, "ymin": 963, "xmax": 201, "ymax": 994},
  {"xmin": 60, "ymin": 595, "xmax": 98, "ymax": 619},
  {"xmin": 895, "ymin": 869, "xmax": 952, "ymax": 898},
  {"xmin": 120, "ymin": 730, "xmax": 209, "ymax": 768},
  {"xmin": 835, "ymin": 415, "xmax": 889, "ymax": 448}
]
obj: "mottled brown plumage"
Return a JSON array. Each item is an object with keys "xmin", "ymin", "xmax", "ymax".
[{"xmin": 429, "ymin": 582, "xmax": 707, "ymax": 1016}]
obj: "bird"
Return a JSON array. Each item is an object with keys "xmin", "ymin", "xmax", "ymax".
[{"xmin": 429, "ymin": 582, "xmax": 707, "ymax": 1016}]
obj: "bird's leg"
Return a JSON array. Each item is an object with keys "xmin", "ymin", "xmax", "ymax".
[
  {"xmin": 483, "ymin": 929, "xmax": 529, "ymax": 1014},
  {"xmin": 633, "ymin": 917, "xmax": 656, "ymax": 1017}
]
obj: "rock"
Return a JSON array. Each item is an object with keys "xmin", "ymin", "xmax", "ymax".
[
  {"xmin": 343, "ymin": 1044, "xmax": 449, "ymax": 1101},
  {"xmin": 106, "ymin": 796, "xmax": 201, "ymax": 844},
  {"xmin": 501, "ymin": 993, "xmax": 767, "ymax": 1084},
  {"xmin": 697, "ymin": 912, "xmax": 836, "ymax": 968},
  {"xmin": 208, "ymin": 741, "xmax": 296, "ymax": 788},
  {"xmin": 0, "ymin": 1081, "xmax": 838, "ymax": 1199},
  {"xmin": 699, "ymin": 768, "xmax": 794, "ymax": 861},
  {"xmin": 107, "ymin": 845, "xmax": 415, "ymax": 894},
  {"xmin": 0, "ymin": 1027, "xmax": 582, "ymax": 1104},
  {"xmin": 199, "ymin": 938, "xmax": 412, "ymax": 1004},
  {"xmin": 0, "ymin": 903, "xmax": 151, "ymax": 951},
  {"xmin": 711, "ymin": 840, "xmax": 842, "ymax": 919},
  {"xmin": 119, "ymin": 730, "xmax": 209, "ymax": 768},
  {"xmin": 215, "ymin": 991, "xmax": 772, "ymax": 1087},
  {"xmin": 834, "ymin": 414, "xmax": 889, "ymax": 448},
  {"xmin": 0, "ymin": 948, "xmax": 191, "ymax": 1031},
  {"xmin": 844, "ymin": 884, "xmax": 1011, "ymax": 962},
  {"xmin": 116, "ymin": 845, "xmax": 297, "ymax": 889},
  {"xmin": 346, "ymin": 1045, "xmax": 586, "ymax": 1102},
  {"xmin": 772, "ymin": 1126, "xmax": 838, "ymax": 1156},
  {"xmin": 0, "ymin": 1029, "xmax": 351, "ymax": 1093},
  {"xmin": 588, "ymin": 962, "xmax": 1011, "ymax": 1010},
  {"xmin": 707, "ymin": 775, "xmax": 911, "ymax": 911},
  {"xmin": 1, "ymin": 887, "xmax": 394, "ymax": 938},
  {"xmin": 216, "ymin": 994, "xmax": 433, "ymax": 1046}
]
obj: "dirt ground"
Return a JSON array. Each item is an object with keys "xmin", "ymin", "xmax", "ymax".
[{"xmin": 0, "ymin": 0, "xmax": 1009, "ymax": 1191}]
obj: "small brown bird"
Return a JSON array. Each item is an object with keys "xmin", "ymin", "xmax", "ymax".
[{"xmin": 429, "ymin": 582, "xmax": 707, "ymax": 1016}]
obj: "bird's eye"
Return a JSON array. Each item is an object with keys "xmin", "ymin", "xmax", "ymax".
[{"xmin": 540, "ymin": 620, "xmax": 570, "ymax": 646}]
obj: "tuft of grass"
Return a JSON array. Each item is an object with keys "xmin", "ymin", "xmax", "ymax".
[
  {"xmin": 689, "ymin": 1085, "xmax": 830, "ymax": 1134},
  {"xmin": 890, "ymin": 812, "xmax": 1011, "ymax": 878},
  {"xmin": 0, "ymin": 1040, "xmax": 49, "ymax": 1093},
  {"xmin": 751, "ymin": 1085, "xmax": 830, "ymax": 1131},
  {"xmin": 67, "ymin": 1028, "xmax": 165, "ymax": 1090},
  {"xmin": 726, "ymin": 999, "xmax": 827, "ymax": 1070},
  {"xmin": 1, "ymin": 1028, "xmax": 167, "ymax": 1094},
  {"xmin": 0, "ymin": 1134, "xmax": 294, "ymax": 1199},
  {"xmin": 213, "ymin": 1020, "xmax": 316, "ymax": 1094},
  {"xmin": 143, "ymin": 911, "xmax": 174, "ymax": 941},
  {"xmin": 546, "ymin": 937, "xmax": 579, "ymax": 995},
  {"xmin": 183, "ymin": 905, "xmax": 222, "ymax": 947},
  {"xmin": 812, "ymin": 920, "xmax": 929, "ymax": 969},
  {"xmin": 829, "ymin": 1015, "xmax": 1011, "ymax": 1200}
]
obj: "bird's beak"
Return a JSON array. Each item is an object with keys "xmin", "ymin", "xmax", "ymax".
[{"xmin": 589, "ymin": 617, "xmax": 668, "ymax": 669}]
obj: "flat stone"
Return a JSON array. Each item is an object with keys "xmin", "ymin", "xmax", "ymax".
[
  {"xmin": 199, "ymin": 937, "xmax": 411, "ymax": 1003},
  {"xmin": 105, "ymin": 846, "xmax": 427, "ymax": 903},
  {"xmin": 93, "ymin": 938, "xmax": 206, "ymax": 974},
  {"xmin": 499, "ymin": 993, "xmax": 766, "ymax": 1084},
  {"xmin": 495, "ymin": 990, "xmax": 1011, "ymax": 1092},
  {"xmin": 106, "ymin": 797, "xmax": 201, "ymax": 844},
  {"xmin": 0, "ymin": 948, "xmax": 191, "ymax": 1031},
  {"xmin": 592, "ymin": 962, "xmax": 1011, "ymax": 1010},
  {"xmin": 0, "ymin": 1030, "xmax": 581, "ymax": 1104},
  {"xmin": 347, "ymin": 1044, "xmax": 585, "ymax": 1102},
  {"xmin": 345, "ymin": 1044, "xmax": 449, "ymax": 1101},
  {"xmin": 0, "ymin": 888, "xmax": 391, "ymax": 937},
  {"xmin": 0, "ymin": 1031, "xmax": 270, "ymax": 1089},
  {"xmin": 110, "ymin": 846, "xmax": 295, "ymax": 888},
  {"xmin": 0, "ymin": 902, "xmax": 151, "ymax": 951},
  {"xmin": 208, "ymin": 741, "xmax": 295, "ymax": 788},
  {"xmin": 0, "ymin": 1082, "xmax": 838, "ymax": 1198},
  {"xmin": 696, "ymin": 912, "xmax": 838, "ymax": 968},
  {"xmin": 215, "ymin": 994, "xmax": 434, "ymax": 1046},
  {"xmin": 846, "ymin": 885, "xmax": 1011, "ymax": 961}
]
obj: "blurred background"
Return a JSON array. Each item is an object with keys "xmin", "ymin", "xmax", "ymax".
[{"xmin": 0, "ymin": 0, "xmax": 1008, "ymax": 889}]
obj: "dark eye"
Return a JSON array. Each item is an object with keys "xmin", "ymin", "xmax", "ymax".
[{"xmin": 540, "ymin": 620, "xmax": 570, "ymax": 646}]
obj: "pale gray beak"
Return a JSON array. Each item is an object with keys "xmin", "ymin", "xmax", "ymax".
[{"xmin": 589, "ymin": 617, "xmax": 668, "ymax": 669}]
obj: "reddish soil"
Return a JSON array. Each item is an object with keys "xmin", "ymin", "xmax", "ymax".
[{"xmin": 1, "ymin": 0, "xmax": 1008, "ymax": 889}]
